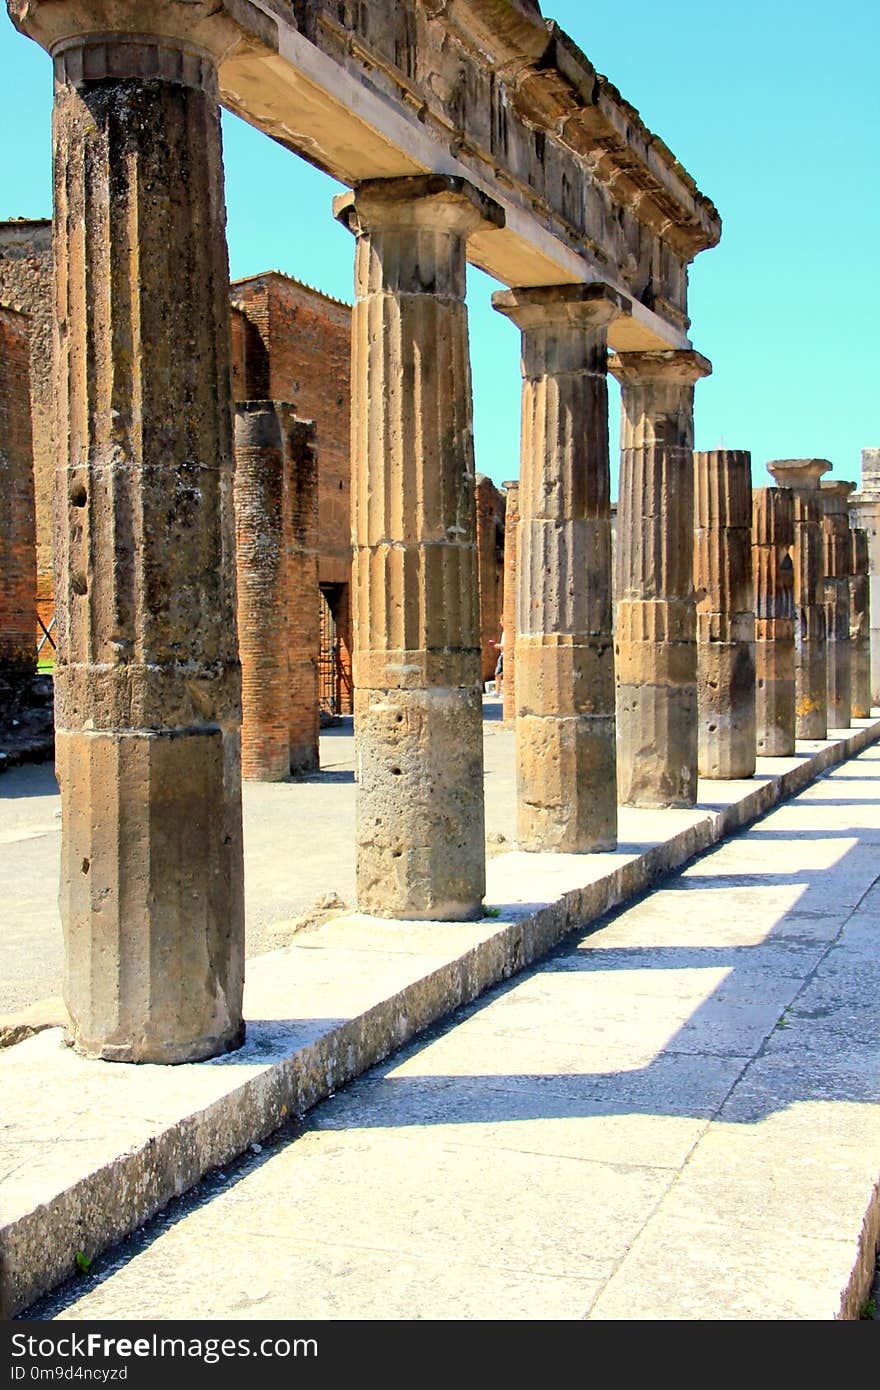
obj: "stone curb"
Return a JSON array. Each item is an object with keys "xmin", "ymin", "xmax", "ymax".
[{"xmin": 3, "ymin": 718, "xmax": 879, "ymax": 1317}]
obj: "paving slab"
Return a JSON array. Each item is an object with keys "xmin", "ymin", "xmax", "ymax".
[{"xmin": 3, "ymin": 718, "xmax": 880, "ymax": 1319}]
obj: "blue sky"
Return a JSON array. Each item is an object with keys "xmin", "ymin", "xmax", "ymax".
[{"xmin": 1, "ymin": 1, "xmax": 877, "ymax": 495}]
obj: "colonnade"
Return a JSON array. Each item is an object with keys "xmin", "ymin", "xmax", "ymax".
[{"xmin": 16, "ymin": 2, "xmax": 872, "ymax": 1065}]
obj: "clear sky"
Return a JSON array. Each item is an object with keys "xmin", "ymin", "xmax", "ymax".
[{"xmin": 1, "ymin": 1, "xmax": 877, "ymax": 496}]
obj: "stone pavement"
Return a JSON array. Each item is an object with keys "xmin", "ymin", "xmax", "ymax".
[{"xmin": 17, "ymin": 739, "xmax": 880, "ymax": 1321}]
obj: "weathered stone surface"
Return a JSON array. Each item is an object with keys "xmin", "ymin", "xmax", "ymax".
[
  {"xmin": 20, "ymin": 5, "xmax": 246, "ymax": 1060},
  {"xmin": 283, "ymin": 413, "xmax": 320, "ymax": 775},
  {"xmin": 501, "ymin": 481, "xmax": 519, "ymax": 722},
  {"xmin": 693, "ymin": 450, "xmax": 755, "ymax": 778},
  {"xmin": 752, "ymin": 488, "xmax": 795, "ymax": 756},
  {"xmin": 849, "ymin": 449, "xmax": 880, "ymax": 704},
  {"xmin": 610, "ymin": 349, "xmax": 711, "ymax": 807},
  {"xmin": 475, "ymin": 474, "xmax": 505, "ymax": 685},
  {"xmin": 849, "ymin": 528, "xmax": 871, "ymax": 719},
  {"xmin": 820, "ymin": 483, "xmax": 856, "ymax": 730},
  {"xmin": 335, "ymin": 175, "xmax": 501, "ymax": 918},
  {"xmin": 494, "ymin": 282, "xmax": 622, "ymax": 850},
  {"xmin": 766, "ymin": 461, "xmax": 829, "ymax": 739}
]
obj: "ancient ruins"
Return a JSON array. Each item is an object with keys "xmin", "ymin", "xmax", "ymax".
[{"xmin": 0, "ymin": 0, "xmax": 876, "ymax": 1067}]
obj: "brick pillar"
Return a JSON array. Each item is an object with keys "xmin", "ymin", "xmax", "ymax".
[
  {"xmin": 335, "ymin": 175, "xmax": 503, "ymax": 920},
  {"xmin": 494, "ymin": 283, "xmax": 623, "ymax": 850},
  {"xmin": 766, "ymin": 459, "xmax": 829, "ymax": 739},
  {"xmin": 502, "ymin": 481, "xmax": 519, "ymax": 723},
  {"xmin": 14, "ymin": 3, "xmax": 248, "ymax": 1061},
  {"xmin": 0, "ymin": 304, "xmax": 36, "ymax": 669},
  {"xmin": 693, "ymin": 450, "xmax": 755, "ymax": 778},
  {"xmin": 751, "ymin": 488, "xmax": 795, "ymax": 755},
  {"xmin": 284, "ymin": 412, "xmax": 320, "ymax": 774},
  {"xmin": 609, "ymin": 349, "xmax": 712, "ymax": 807},
  {"xmin": 850, "ymin": 528, "xmax": 871, "ymax": 719},
  {"xmin": 234, "ymin": 403, "xmax": 290, "ymax": 781},
  {"xmin": 820, "ymin": 481, "xmax": 855, "ymax": 729}
]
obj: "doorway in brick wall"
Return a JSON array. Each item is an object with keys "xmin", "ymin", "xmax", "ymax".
[{"xmin": 318, "ymin": 583, "xmax": 352, "ymax": 720}]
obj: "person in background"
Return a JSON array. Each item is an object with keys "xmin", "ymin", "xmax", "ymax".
[{"xmin": 490, "ymin": 618, "xmax": 506, "ymax": 698}]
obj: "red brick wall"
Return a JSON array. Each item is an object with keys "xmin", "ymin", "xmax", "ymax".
[
  {"xmin": 0, "ymin": 303, "xmax": 37, "ymax": 666},
  {"xmin": 232, "ymin": 274, "xmax": 353, "ymax": 713},
  {"xmin": 0, "ymin": 221, "xmax": 53, "ymax": 611},
  {"xmin": 475, "ymin": 474, "xmax": 505, "ymax": 684}
]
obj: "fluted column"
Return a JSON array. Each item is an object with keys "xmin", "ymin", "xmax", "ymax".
[
  {"xmin": 334, "ymin": 175, "xmax": 503, "ymax": 919},
  {"xmin": 766, "ymin": 459, "xmax": 828, "ymax": 739},
  {"xmin": 501, "ymin": 481, "xmax": 519, "ymax": 723},
  {"xmin": 693, "ymin": 450, "xmax": 755, "ymax": 778},
  {"xmin": 849, "ymin": 449, "xmax": 880, "ymax": 702},
  {"xmin": 10, "ymin": 2, "xmax": 251, "ymax": 1060},
  {"xmin": 609, "ymin": 349, "xmax": 712, "ymax": 807},
  {"xmin": 234, "ymin": 403, "xmax": 290, "ymax": 781},
  {"xmin": 493, "ymin": 284, "xmax": 623, "ymax": 851},
  {"xmin": 820, "ymin": 481, "xmax": 855, "ymax": 728},
  {"xmin": 752, "ymin": 488, "xmax": 795, "ymax": 755},
  {"xmin": 850, "ymin": 528, "xmax": 871, "ymax": 719}
]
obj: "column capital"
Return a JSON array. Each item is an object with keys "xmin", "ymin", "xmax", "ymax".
[
  {"xmin": 491, "ymin": 281, "xmax": 626, "ymax": 331},
  {"xmin": 609, "ymin": 348, "xmax": 712, "ymax": 386},
  {"xmin": 333, "ymin": 174, "xmax": 505, "ymax": 239},
  {"xmin": 7, "ymin": 0, "xmax": 274, "ymax": 68},
  {"xmin": 766, "ymin": 458, "xmax": 831, "ymax": 491}
]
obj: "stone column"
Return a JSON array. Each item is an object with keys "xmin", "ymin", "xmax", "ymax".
[
  {"xmin": 493, "ymin": 283, "xmax": 624, "ymax": 852},
  {"xmin": 850, "ymin": 528, "xmax": 871, "ymax": 719},
  {"xmin": 692, "ymin": 450, "xmax": 755, "ymax": 778},
  {"xmin": 820, "ymin": 481, "xmax": 855, "ymax": 729},
  {"xmin": 283, "ymin": 412, "xmax": 320, "ymax": 775},
  {"xmin": 234, "ymin": 403, "xmax": 290, "ymax": 782},
  {"xmin": 848, "ymin": 449, "xmax": 880, "ymax": 704},
  {"xmin": 502, "ymin": 481, "xmax": 519, "ymax": 723},
  {"xmin": 766, "ymin": 459, "xmax": 828, "ymax": 739},
  {"xmin": 751, "ymin": 488, "xmax": 796, "ymax": 755},
  {"xmin": 609, "ymin": 349, "xmax": 712, "ymax": 807},
  {"xmin": 334, "ymin": 175, "xmax": 503, "ymax": 920},
  {"xmin": 11, "ymin": 1, "xmax": 252, "ymax": 1060}
]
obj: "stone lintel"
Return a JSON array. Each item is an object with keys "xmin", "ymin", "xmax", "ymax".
[
  {"xmin": 766, "ymin": 458, "xmax": 831, "ymax": 491},
  {"xmin": 333, "ymin": 174, "xmax": 505, "ymax": 238},
  {"xmin": 7, "ymin": 0, "xmax": 276, "ymax": 66},
  {"xmin": 608, "ymin": 348, "xmax": 712, "ymax": 386},
  {"xmin": 491, "ymin": 281, "xmax": 626, "ymax": 331}
]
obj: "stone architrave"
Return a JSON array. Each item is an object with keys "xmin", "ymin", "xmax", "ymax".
[
  {"xmin": 609, "ymin": 349, "xmax": 712, "ymax": 808},
  {"xmin": 334, "ymin": 175, "xmax": 504, "ymax": 920},
  {"xmin": 766, "ymin": 459, "xmax": 829, "ymax": 739},
  {"xmin": 850, "ymin": 528, "xmax": 871, "ymax": 719},
  {"xmin": 501, "ymin": 481, "xmax": 519, "ymax": 723},
  {"xmin": 692, "ymin": 450, "xmax": 755, "ymax": 778},
  {"xmin": 751, "ymin": 488, "xmax": 796, "ymax": 756},
  {"xmin": 820, "ymin": 481, "xmax": 855, "ymax": 729},
  {"xmin": 10, "ymin": 0, "xmax": 253, "ymax": 1061},
  {"xmin": 848, "ymin": 449, "xmax": 880, "ymax": 704},
  {"xmin": 283, "ymin": 412, "xmax": 320, "ymax": 776},
  {"xmin": 493, "ymin": 283, "xmax": 624, "ymax": 851},
  {"xmin": 234, "ymin": 403, "xmax": 291, "ymax": 782}
]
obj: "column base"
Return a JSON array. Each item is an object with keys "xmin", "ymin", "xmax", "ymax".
[
  {"xmin": 795, "ymin": 643, "xmax": 828, "ymax": 740},
  {"xmin": 355, "ymin": 685, "xmax": 486, "ymax": 920},
  {"xmin": 57, "ymin": 727, "xmax": 245, "ymax": 1064},
  {"xmin": 697, "ymin": 640, "xmax": 756, "ymax": 780},
  {"xmin": 827, "ymin": 643, "xmax": 853, "ymax": 729},
  {"xmin": 516, "ymin": 713, "xmax": 617, "ymax": 852},
  {"xmin": 616, "ymin": 681, "xmax": 698, "ymax": 808}
]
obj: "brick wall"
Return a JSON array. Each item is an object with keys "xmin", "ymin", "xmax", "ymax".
[
  {"xmin": 475, "ymin": 474, "xmax": 505, "ymax": 685},
  {"xmin": 502, "ymin": 481, "xmax": 519, "ymax": 721},
  {"xmin": 0, "ymin": 303, "xmax": 37, "ymax": 666},
  {"xmin": 0, "ymin": 221, "xmax": 53, "ymax": 613},
  {"xmin": 232, "ymin": 273, "xmax": 353, "ymax": 712}
]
